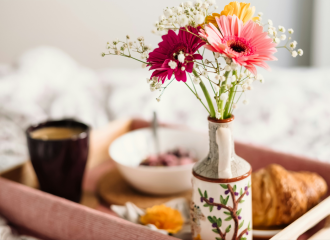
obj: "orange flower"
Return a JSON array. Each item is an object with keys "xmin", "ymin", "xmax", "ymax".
[
  {"xmin": 140, "ymin": 204, "xmax": 184, "ymax": 234},
  {"xmin": 206, "ymin": 2, "xmax": 259, "ymax": 25},
  {"xmin": 193, "ymin": 234, "xmax": 203, "ymax": 240}
]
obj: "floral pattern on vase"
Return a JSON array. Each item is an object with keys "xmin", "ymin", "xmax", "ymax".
[
  {"xmin": 199, "ymin": 182, "xmax": 251, "ymax": 240},
  {"xmin": 192, "ymin": 175, "xmax": 252, "ymax": 240}
]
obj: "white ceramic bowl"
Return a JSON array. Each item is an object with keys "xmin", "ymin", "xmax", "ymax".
[{"xmin": 109, "ymin": 127, "xmax": 208, "ymax": 195}]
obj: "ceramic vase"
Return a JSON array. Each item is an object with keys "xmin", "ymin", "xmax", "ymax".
[{"xmin": 191, "ymin": 116, "xmax": 252, "ymax": 240}]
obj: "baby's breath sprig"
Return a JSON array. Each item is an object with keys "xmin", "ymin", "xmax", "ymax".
[
  {"xmin": 154, "ymin": 0, "xmax": 218, "ymax": 33},
  {"xmin": 147, "ymin": 77, "xmax": 162, "ymax": 92},
  {"xmin": 155, "ymin": 77, "xmax": 176, "ymax": 102},
  {"xmin": 263, "ymin": 19, "xmax": 303, "ymax": 58},
  {"xmin": 102, "ymin": 35, "xmax": 153, "ymax": 65}
]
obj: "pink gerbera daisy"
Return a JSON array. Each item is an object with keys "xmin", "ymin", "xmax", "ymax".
[
  {"xmin": 147, "ymin": 26, "xmax": 205, "ymax": 83},
  {"xmin": 199, "ymin": 15, "xmax": 277, "ymax": 75}
]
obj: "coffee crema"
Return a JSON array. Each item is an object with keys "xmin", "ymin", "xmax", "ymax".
[{"xmin": 30, "ymin": 127, "xmax": 85, "ymax": 140}]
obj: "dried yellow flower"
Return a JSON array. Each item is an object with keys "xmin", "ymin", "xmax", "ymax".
[
  {"xmin": 193, "ymin": 234, "xmax": 202, "ymax": 240},
  {"xmin": 140, "ymin": 204, "xmax": 184, "ymax": 234}
]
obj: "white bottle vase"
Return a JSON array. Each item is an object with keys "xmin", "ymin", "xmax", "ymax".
[{"xmin": 191, "ymin": 116, "xmax": 252, "ymax": 240}]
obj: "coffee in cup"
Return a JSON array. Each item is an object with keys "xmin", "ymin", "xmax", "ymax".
[{"xmin": 26, "ymin": 119, "xmax": 90, "ymax": 203}]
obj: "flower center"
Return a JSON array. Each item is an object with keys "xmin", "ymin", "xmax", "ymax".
[
  {"xmin": 177, "ymin": 52, "xmax": 185, "ymax": 63},
  {"xmin": 170, "ymin": 43, "xmax": 188, "ymax": 61},
  {"xmin": 229, "ymin": 42, "xmax": 246, "ymax": 53},
  {"xmin": 223, "ymin": 36, "xmax": 255, "ymax": 56}
]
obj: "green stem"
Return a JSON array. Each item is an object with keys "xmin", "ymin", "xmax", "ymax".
[
  {"xmin": 219, "ymin": 71, "xmax": 231, "ymax": 119},
  {"xmin": 123, "ymin": 54, "xmax": 148, "ymax": 64},
  {"xmin": 126, "ymin": 39, "xmax": 132, "ymax": 57},
  {"xmin": 188, "ymin": 73, "xmax": 197, "ymax": 93},
  {"xmin": 224, "ymin": 70, "xmax": 237, "ymax": 118},
  {"xmin": 227, "ymin": 67, "xmax": 241, "ymax": 115},
  {"xmin": 192, "ymin": 68, "xmax": 215, "ymax": 118},
  {"xmin": 199, "ymin": 56, "xmax": 216, "ymax": 95},
  {"xmin": 159, "ymin": 77, "xmax": 175, "ymax": 98},
  {"xmin": 104, "ymin": 53, "xmax": 147, "ymax": 64},
  {"xmin": 228, "ymin": 85, "xmax": 238, "ymax": 115},
  {"xmin": 200, "ymin": 81, "xmax": 215, "ymax": 117},
  {"xmin": 234, "ymin": 91, "xmax": 244, "ymax": 105},
  {"xmin": 184, "ymin": 82, "xmax": 210, "ymax": 114},
  {"xmin": 213, "ymin": 52, "xmax": 220, "ymax": 74}
]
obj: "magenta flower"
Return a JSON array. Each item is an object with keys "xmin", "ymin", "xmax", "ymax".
[{"xmin": 147, "ymin": 27, "xmax": 205, "ymax": 83}]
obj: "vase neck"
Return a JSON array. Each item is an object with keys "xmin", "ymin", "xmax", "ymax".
[{"xmin": 193, "ymin": 118, "xmax": 250, "ymax": 179}]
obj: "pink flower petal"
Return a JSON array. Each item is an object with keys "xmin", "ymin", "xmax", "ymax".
[{"xmin": 203, "ymin": 15, "xmax": 276, "ymax": 75}]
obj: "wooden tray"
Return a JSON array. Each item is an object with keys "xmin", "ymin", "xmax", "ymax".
[
  {"xmin": 97, "ymin": 168, "xmax": 192, "ymax": 209},
  {"xmin": 1, "ymin": 118, "xmax": 330, "ymax": 240}
]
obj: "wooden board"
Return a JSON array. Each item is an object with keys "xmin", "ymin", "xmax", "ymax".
[{"xmin": 97, "ymin": 168, "xmax": 192, "ymax": 209}]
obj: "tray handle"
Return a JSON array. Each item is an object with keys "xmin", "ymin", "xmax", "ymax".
[{"xmin": 270, "ymin": 196, "xmax": 330, "ymax": 240}]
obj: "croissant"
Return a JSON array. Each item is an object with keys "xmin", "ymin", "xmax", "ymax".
[{"xmin": 252, "ymin": 164, "xmax": 328, "ymax": 227}]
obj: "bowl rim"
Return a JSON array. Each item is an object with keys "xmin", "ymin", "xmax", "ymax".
[{"xmin": 108, "ymin": 127, "xmax": 207, "ymax": 172}]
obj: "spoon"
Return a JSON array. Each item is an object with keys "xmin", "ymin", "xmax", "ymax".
[{"xmin": 152, "ymin": 111, "xmax": 160, "ymax": 155}]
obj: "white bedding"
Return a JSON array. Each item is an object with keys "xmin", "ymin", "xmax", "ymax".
[
  {"xmin": 0, "ymin": 215, "xmax": 39, "ymax": 240},
  {"xmin": 0, "ymin": 46, "xmax": 329, "ymax": 172}
]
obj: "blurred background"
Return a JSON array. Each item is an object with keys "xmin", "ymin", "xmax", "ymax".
[
  {"xmin": 1, "ymin": 0, "xmax": 330, "ymax": 68},
  {"xmin": 0, "ymin": 0, "xmax": 330, "ymax": 171}
]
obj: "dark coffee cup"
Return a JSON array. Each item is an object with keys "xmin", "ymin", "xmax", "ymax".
[{"xmin": 26, "ymin": 119, "xmax": 90, "ymax": 203}]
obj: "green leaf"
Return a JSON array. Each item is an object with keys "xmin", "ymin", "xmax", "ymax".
[
  {"xmin": 248, "ymin": 181, "xmax": 251, "ymax": 188},
  {"xmin": 224, "ymin": 211, "xmax": 231, "ymax": 215},
  {"xmin": 212, "ymin": 229, "xmax": 219, "ymax": 233},
  {"xmin": 217, "ymin": 218, "xmax": 222, "ymax": 227},
  {"xmin": 203, "ymin": 204, "xmax": 210, "ymax": 207},
  {"xmin": 208, "ymin": 216, "xmax": 215, "ymax": 224},
  {"xmin": 233, "ymin": 185, "xmax": 237, "ymax": 192},
  {"xmin": 216, "ymin": 238, "xmax": 222, "ymax": 240},
  {"xmin": 236, "ymin": 208, "xmax": 242, "ymax": 216},
  {"xmin": 239, "ymin": 220, "xmax": 244, "ymax": 229},
  {"xmin": 247, "ymin": 221, "xmax": 251, "ymax": 231},
  {"xmin": 225, "ymin": 216, "xmax": 233, "ymax": 221},
  {"xmin": 224, "ymin": 195, "xmax": 229, "ymax": 205},
  {"xmin": 209, "ymin": 205, "xmax": 214, "ymax": 212},
  {"xmin": 198, "ymin": 188, "xmax": 203, "ymax": 197},
  {"xmin": 240, "ymin": 238, "xmax": 247, "ymax": 240},
  {"xmin": 239, "ymin": 200, "xmax": 245, "ymax": 203},
  {"xmin": 220, "ymin": 195, "xmax": 225, "ymax": 205},
  {"xmin": 204, "ymin": 190, "xmax": 208, "ymax": 199},
  {"xmin": 225, "ymin": 224, "xmax": 231, "ymax": 233},
  {"xmin": 212, "ymin": 216, "xmax": 218, "ymax": 222},
  {"xmin": 220, "ymin": 184, "xmax": 228, "ymax": 189},
  {"xmin": 240, "ymin": 188, "xmax": 243, "ymax": 195}
]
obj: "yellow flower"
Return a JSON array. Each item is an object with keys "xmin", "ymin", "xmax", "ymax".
[
  {"xmin": 140, "ymin": 204, "xmax": 184, "ymax": 234},
  {"xmin": 206, "ymin": 2, "xmax": 259, "ymax": 25}
]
